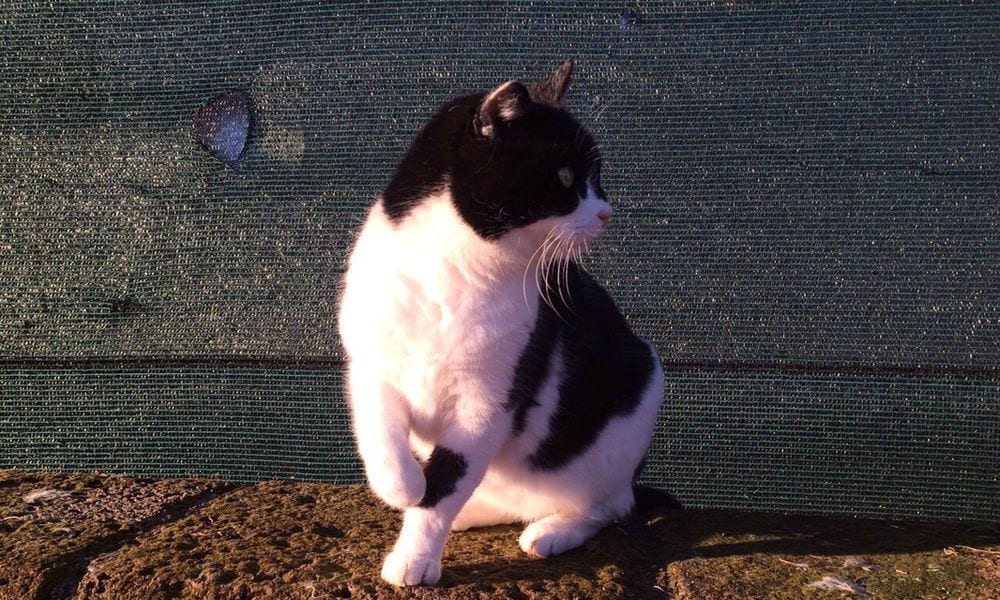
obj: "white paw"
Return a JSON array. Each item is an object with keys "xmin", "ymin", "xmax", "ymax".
[
  {"xmin": 519, "ymin": 518, "xmax": 587, "ymax": 558},
  {"xmin": 368, "ymin": 459, "xmax": 425, "ymax": 510},
  {"xmin": 380, "ymin": 550, "xmax": 441, "ymax": 586}
]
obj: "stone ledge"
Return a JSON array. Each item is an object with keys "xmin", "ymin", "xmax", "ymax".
[{"xmin": 1, "ymin": 470, "xmax": 998, "ymax": 599}]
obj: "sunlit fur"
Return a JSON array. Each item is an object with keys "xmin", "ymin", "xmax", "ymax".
[{"xmin": 337, "ymin": 63, "xmax": 663, "ymax": 587}]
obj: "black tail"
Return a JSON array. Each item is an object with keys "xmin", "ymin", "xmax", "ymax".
[{"xmin": 632, "ymin": 483, "xmax": 684, "ymax": 514}]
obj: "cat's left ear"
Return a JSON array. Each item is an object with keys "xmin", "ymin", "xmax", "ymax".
[
  {"xmin": 476, "ymin": 80, "xmax": 531, "ymax": 139},
  {"xmin": 528, "ymin": 58, "xmax": 575, "ymax": 107}
]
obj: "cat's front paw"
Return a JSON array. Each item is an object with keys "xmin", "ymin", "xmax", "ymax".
[
  {"xmin": 380, "ymin": 550, "xmax": 441, "ymax": 586},
  {"xmin": 368, "ymin": 459, "xmax": 426, "ymax": 510}
]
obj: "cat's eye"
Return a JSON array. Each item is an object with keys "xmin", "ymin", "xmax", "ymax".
[{"xmin": 557, "ymin": 167, "xmax": 574, "ymax": 188}]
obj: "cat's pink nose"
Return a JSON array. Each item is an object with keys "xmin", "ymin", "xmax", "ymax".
[{"xmin": 597, "ymin": 207, "xmax": 613, "ymax": 225}]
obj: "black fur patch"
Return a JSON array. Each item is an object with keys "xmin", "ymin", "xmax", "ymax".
[
  {"xmin": 381, "ymin": 95, "xmax": 473, "ymax": 225},
  {"xmin": 418, "ymin": 446, "xmax": 468, "ymax": 508},
  {"xmin": 632, "ymin": 483, "xmax": 684, "ymax": 513},
  {"xmin": 381, "ymin": 73, "xmax": 602, "ymax": 239},
  {"xmin": 518, "ymin": 263, "xmax": 656, "ymax": 471},
  {"xmin": 506, "ymin": 299, "xmax": 561, "ymax": 435}
]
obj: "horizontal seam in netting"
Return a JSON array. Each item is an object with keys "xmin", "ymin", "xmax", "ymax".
[
  {"xmin": 0, "ymin": 357, "xmax": 345, "ymax": 370},
  {"xmin": 1, "ymin": 357, "xmax": 1000, "ymax": 382},
  {"xmin": 662, "ymin": 361, "xmax": 1000, "ymax": 382}
]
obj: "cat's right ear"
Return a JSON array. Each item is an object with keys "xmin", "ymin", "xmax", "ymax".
[
  {"xmin": 475, "ymin": 81, "xmax": 531, "ymax": 139},
  {"xmin": 528, "ymin": 59, "xmax": 574, "ymax": 107}
]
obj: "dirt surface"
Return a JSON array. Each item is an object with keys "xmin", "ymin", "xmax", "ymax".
[
  {"xmin": 73, "ymin": 481, "xmax": 675, "ymax": 600},
  {"xmin": 1, "ymin": 470, "xmax": 998, "ymax": 599},
  {"xmin": 0, "ymin": 469, "xmax": 231, "ymax": 600},
  {"xmin": 662, "ymin": 511, "xmax": 1000, "ymax": 600}
]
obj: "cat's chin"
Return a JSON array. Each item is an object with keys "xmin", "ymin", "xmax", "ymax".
[
  {"xmin": 533, "ymin": 222, "xmax": 605, "ymax": 258},
  {"xmin": 497, "ymin": 224, "xmax": 599, "ymax": 270}
]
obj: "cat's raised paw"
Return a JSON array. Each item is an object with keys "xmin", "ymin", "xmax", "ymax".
[
  {"xmin": 368, "ymin": 459, "xmax": 426, "ymax": 510},
  {"xmin": 519, "ymin": 516, "xmax": 590, "ymax": 558},
  {"xmin": 381, "ymin": 550, "xmax": 441, "ymax": 586}
]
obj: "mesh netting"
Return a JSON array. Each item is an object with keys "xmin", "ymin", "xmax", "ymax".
[{"xmin": 1, "ymin": 1, "xmax": 998, "ymax": 520}]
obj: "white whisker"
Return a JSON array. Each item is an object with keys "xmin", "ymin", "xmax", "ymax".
[
  {"xmin": 537, "ymin": 232, "xmax": 560, "ymax": 316},
  {"xmin": 549, "ymin": 224, "xmax": 581, "ymax": 318},
  {"xmin": 522, "ymin": 234, "xmax": 550, "ymax": 310},
  {"xmin": 547, "ymin": 226, "xmax": 576, "ymax": 323},
  {"xmin": 559, "ymin": 233, "xmax": 571, "ymax": 305}
]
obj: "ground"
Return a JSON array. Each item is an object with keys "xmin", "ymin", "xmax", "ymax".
[{"xmin": 1, "ymin": 469, "xmax": 998, "ymax": 599}]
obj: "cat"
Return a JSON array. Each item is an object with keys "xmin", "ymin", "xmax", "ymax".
[{"xmin": 337, "ymin": 59, "xmax": 667, "ymax": 587}]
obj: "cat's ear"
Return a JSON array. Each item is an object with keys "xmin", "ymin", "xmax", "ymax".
[
  {"xmin": 528, "ymin": 58, "xmax": 575, "ymax": 107},
  {"xmin": 475, "ymin": 80, "xmax": 531, "ymax": 139}
]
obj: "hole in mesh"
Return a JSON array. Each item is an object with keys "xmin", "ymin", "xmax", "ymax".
[{"xmin": 194, "ymin": 89, "xmax": 253, "ymax": 165}]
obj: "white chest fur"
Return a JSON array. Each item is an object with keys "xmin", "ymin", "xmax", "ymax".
[{"xmin": 338, "ymin": 193, "xmax": 538, "ymax": 432}]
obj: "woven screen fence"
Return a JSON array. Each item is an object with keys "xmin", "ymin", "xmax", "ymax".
[{"xmin": 1, "ymin": 2, "xmax": 998, "ymax": 521}]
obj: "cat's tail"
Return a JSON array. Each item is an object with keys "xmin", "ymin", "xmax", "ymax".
[
  {"xmin": 632, "ymin": 483, "xmax": 684, "ymax": 514},
  {"xmin": 630, "ymin": 459, "xmax": 683, "ymax": 513}
]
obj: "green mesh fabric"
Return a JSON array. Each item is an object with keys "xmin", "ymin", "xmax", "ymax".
[{"xmin": 1, "ymin": 2, "xmax": 998, "ymax": 521}]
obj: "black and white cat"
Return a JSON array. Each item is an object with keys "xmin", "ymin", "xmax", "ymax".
[{"xmin": 338, "ymin": 60, "xmax": 665, "ymax": 587}]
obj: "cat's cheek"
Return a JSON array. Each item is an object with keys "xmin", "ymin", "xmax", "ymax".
[
  {"xmin": 569, "ymin": 186, "xmax": 613, "ymax": 235},
  {"xmin": 497, "ymin": 217, "xmax": 560, "ymax": 255}
]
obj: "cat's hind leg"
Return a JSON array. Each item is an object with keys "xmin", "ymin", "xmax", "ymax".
[
  {"xmin": 518, "ymin": 486, "xmax": 633, "ymax": 558},
  {"xmin": 451, "ymin": 489, "xmax": 517, "ymax": 531},
  {"xmin": 348, "ymin": 370, "xmax": 425, "ymax": 510}
]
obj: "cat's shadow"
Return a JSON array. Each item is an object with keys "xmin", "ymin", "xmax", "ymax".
[{"xmin": 439, "ymin": 506, "xmax": 1000, "ymax": 591}]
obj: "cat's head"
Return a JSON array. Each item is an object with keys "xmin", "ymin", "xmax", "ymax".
[
  {"xmin": 451, "ymin": 60, "xmax": 611, "ymax": 251},
  {"xmin": 383, "ymin": 60, "xmax": 611, "ymax": 260}
]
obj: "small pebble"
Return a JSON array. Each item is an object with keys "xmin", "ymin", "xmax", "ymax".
[
  {"xmin": 23, "ymin": 489, "xmax": 71, "ymax": 504},
  {"xmin": 842, "ymin": 556, "xmax": 879, "ymax": 571},
  {"xmin": 807, "ymin": 575, "xmax": 869, "ymax": 594}
]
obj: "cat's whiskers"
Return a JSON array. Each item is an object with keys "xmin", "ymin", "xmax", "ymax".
[
  {"xmin": 560, "ymin": 232, "xmax": 577, "ymax": 312},
  {"xmin": 584, "ymin": 145, "xmax": 602, "ymax": 161},
  {"xmin": 566, "ymin": 231, "xmax": 585, "ymax": 315},
  {"xmin": 547, "ymin": 224, "xmax": 582, "ymax": 318},
  {"xmin": 536, "ymin": 231, "xmax": 561, "ymax": 316},
  {"xmin": 537, "ymin": 225, "xmax": 577, "ymax": 322},
  {"xmin": 522, "ymin": 230, "xmax": 554, "ymax": 310},
  {"xmin": 593, "ymin": 100, "xmax": 613, "ymax": 123},
  {"xmin": 553, "ymin": 229, "xmax": 573, "ymax": 310}
]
